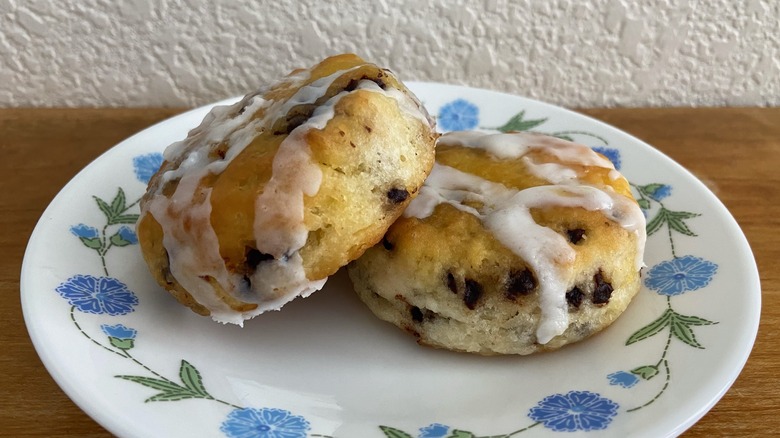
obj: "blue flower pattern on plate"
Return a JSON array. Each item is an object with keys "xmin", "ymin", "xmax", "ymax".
[
  {"xmin": 528, "ymin": 391, "xmax": 619, "ymax": 432},
  {"xmin": 133, "ymin": 152, "xmax": 163, "ymax": 184},
  {"xmin": 220, "ymin": 408, "xmax": 310, "ymax": 438},
  {"xmin": 644, "ymin": 255, "xmax": 718, "ymax": 296},
  {"xmin": 647, "ymin": 184, "xmax": 672, "ymax": 201},
  {"xmin": 418, "ymin": 423, "xmax": 450, "ymax": 438},
  {"xmin": 116, "ymin": 226, "xmax": 138, "ymax": 244},
  {"xmin": 607, "ymin": 371, "xmax": 639, "ymax": 388},
  {"xmin": 101, "ymin": 323, "xmax": 137, "ymax": 340},
  {"xmin": 438, "ymin": 99, "xmax": 479, "ymax": 131},
  {"xmin": 55, "ymin": 275, "xmax": 139, "ymax": 315},
  {"xmin": 70, "ymin": 224, "xmax": 99, "ymax": 238},
  {"xmin": 592, "ymin": 146, "xmax": 621, "ymax": 170}
]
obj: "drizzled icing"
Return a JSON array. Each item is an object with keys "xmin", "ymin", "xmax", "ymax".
[
  {"xmin": 248, "ymin": 93, "xmax": 344, "ymax": 308},
  {"xmin": 405, "ymin": 132, "xmax": 646, "ymax": 344},
  {"xmin": 142, "ymin": 66, "xmax": 430, "ymax": 324},
  {"xmin": 146, "ymin": 96, "xmax": 270, "ymax": 324},
  {"xmin": 441, "ymin": 131, "xmax": 614, "ymax": 168}
]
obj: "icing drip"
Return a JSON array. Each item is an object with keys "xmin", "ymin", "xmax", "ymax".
[
  {"xmin": 250, "ymin": 80, "xmax": 427, "ymax": 306},
  {"xmin": 249, "ymin": 93, "xmax": 345, "ymax": 305},
  {"xmin": 146, "ymin": 95, "xmax": 271, "ymax": 324},
  {"xmin": 405, "ymin": 132, "xmax": 646, "ymax": 344},
  {"xmin": 143, "ymin": 67, "xmax": 430, "ymax": 324}
]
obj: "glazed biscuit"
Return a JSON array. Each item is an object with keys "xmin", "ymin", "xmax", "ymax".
[
  {"xmin": 137, "ymin": 54, "xmax": 437, "ymax": 324},
  {"xmin": 348, "ymin": 131, "xmax": 645, "ymax": 355}
]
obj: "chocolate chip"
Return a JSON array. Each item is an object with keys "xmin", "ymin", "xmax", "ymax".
[
  {"xmin": 411, "ymin": 306, "xmax": 424, "ymax": 323},
  {"xmin": 387, "ymin": 188, "xmax": 409, "ymax": 203},
  {"xmin": 592, "ymin": 270, "xmax": 613, "ymax": 304},
  {"xmin": 567, "ymin": 228, "xmax": 586, "ymax": 244},
  {"xmin": 446, "ymin": 272, "xmax": 458, "ymax": 294},
  {"xmin": 364, "ymin": 125, "xmax": 372, "ymax": 133},
  {"xmin": 345, "ymin": 78, "xmax": 359, "ymax": 91},
  {"xmin": 349, "ymin": 141, "xmax": 357, "ymax": 148},
  {"xmin": 566, "ymin": 286, "xmax": 585, "ymax": 308},
  {"xmin": 382, "ymin": 236, "xmax": 394, "ymax": 250},
  {"xmin": 464, "ymin": 278, "xmax": 483, "ymax": 309},
  {"xmin": 505, "ymin": 269, "xmax": 537, "ymax": 299},
  {"xmin": 285, "ymin": 113, "xmax": 309, "ymax": 132},
  {"xmin": 245, "ymin": 247, "xmax": 274, "ymax": 271}
]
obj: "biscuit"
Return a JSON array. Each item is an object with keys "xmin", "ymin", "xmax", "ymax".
[
  {"xmin": 137, "ymin": 54, "xmax": 437, "ymax": 324},
  {"xmin": 348, "ymin": 131, "xmax": 645, "ymax": 355}
]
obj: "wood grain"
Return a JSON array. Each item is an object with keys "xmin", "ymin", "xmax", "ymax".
[{"xmin": 1, "ymin": 107, "xmax": 777, "ymax": 436}]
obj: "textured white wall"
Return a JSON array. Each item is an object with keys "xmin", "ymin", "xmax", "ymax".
[{"xmin": 1, "ymin": 0, "xmax": 777, "ymax": 108}]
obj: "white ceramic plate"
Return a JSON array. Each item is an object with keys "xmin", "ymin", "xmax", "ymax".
[{"xmin": 22, "ymin": 83, "xmax": 760, "ymax": 438}]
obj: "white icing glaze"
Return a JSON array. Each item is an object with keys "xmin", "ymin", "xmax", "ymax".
[
  {"xmin": 522, "ymin": 158, "xmax": 579, "ymax": 184},
  {"xmin": 145, "ymin": 95, "xmax": 272, "ymax": 324},
  {"xmin": 250, "ymin": 80, "xmax": 428, "ymax": 306},
  {"xmin": 405, "ymin": 132, "xmax": 646, "ymax": 344},
  {"xmin": 440, "ymin": 131, "xmax": 615, "ymax": 169},
  {"xmin": 142, "ymin": 66, "xmax": 431, "ymax": 324}
]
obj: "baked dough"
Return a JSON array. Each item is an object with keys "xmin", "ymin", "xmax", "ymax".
[
  {"xmin": 348, "ymin": 131, "xmax": 645, "ymax": 355},
  {"xmin": 137, "ymin": 54, "xmax": 436, "ymax": 324}
]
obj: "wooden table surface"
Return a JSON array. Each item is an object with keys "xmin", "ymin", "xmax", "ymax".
[{"xmin": 1, "ymin": 107, "xmax": 777, "ymax": 436}]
